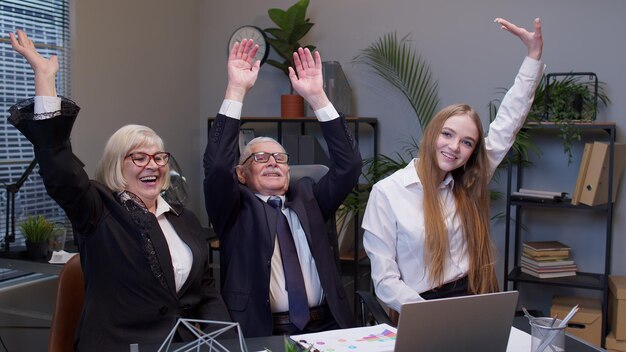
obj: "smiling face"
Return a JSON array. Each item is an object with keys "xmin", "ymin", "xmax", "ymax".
[
  {"xmin": 434, "ymin": 113, "xmax": 479, "ymax": 180},
  {"xmin": 121, "ymin": 144, "xmax": 168, "ymax": 211},
  {"xmin": 236, "ymin": 140, "xmax": 290, "ymax": 196}
]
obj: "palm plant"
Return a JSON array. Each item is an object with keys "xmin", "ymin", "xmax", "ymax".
[
  {"xmin": 354, "ymin": 32, "xmax": 439, "ymax": 134},
  {"xmin": 342, "ymin": 32, "xmax": 439, "ymax": 214}
]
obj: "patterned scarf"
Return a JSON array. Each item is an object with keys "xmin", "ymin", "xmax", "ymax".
[{"xmin": 115, "ymin": 191, "xmax": 169, "ymax": 291}]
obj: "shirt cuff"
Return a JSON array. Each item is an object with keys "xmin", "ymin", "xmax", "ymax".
[
  {"xmin": 314, "ymin": 103, "xmax": 340, "ymax": 122},
  {"xmin": 521, "ymin": 56, "xmax": 545, "ymax": 77},
  {"xmin": 34, "ymin": 96, "xmax": 62, "ymax": 115},
  {"xmin": 219, "ymin": 99, "xmax": 243, "ymax": 120}
]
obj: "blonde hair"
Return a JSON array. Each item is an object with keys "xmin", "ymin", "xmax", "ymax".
[
  {"xmin": 95, "ymin": 124, "xmax": 170, "ymax": 192},
  {"xmin": 417, "ymin": 103, "xmax": 498, "ymax": 294}
]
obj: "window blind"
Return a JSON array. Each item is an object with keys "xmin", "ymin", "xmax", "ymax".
[{"xmin": 0, "ymin": 0, "xmax": 71, "ymax": 253}]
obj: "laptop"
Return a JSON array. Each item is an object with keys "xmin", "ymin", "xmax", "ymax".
[{"xmin": 394, "ymin": 290, "xmax": 519, "ymax": 352}]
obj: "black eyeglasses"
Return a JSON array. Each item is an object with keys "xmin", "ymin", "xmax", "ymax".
[
  {"xmin": 242, "ymin": 152, "xmax": 289, "ymax": 164},
  {"xmin": 125, "ymin": 152, "xmax": 171, "ymax": 167}
]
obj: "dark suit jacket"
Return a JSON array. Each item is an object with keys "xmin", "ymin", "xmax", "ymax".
[
  {"xmin": 9, "ymin": 98, "xmax": 230, "ymax": 351},
  {"xmin": 203, "ymin": 113, "xmax": 361, "ymax": 337}
]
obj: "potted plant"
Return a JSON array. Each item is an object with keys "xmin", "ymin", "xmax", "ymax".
[
  {"xmin": 264, "ymin": 0, "xmax": 316, "ymax": 117},
  {"xmin": 491, "ymin": 73, "xmax": 611, "ymax": 165},
  {"xmin": 529, "ymin": 73, "xmax": 610, "ymax": 164},
  {"xmin": 20, "ymin": 215, "xmax": 55, "ymax": 259}
]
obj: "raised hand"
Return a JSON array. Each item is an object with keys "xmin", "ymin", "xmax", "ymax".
[
  {"xmin": 494, "ymin": 17, "xmax": 543, "ymax": 61},
  {"xmin": 225, "ymin": 38, "xmax": 261, "ymax": 102},
  {"xmin": 288, "ymin": 48, "xmax": 329, "ymax": 111},
  {"xmin": 9, "ymin": 30, "xmax": 58, "ymax": 96}
]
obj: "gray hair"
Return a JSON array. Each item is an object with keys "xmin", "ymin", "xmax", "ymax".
[{"xmin": 238, "ymin": 136, "xmax": 286, "ymax": 164}]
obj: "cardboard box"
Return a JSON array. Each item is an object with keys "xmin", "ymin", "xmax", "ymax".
[
  {"xmin": 610, "ymin": 275, "xmax": 626, "ymax": 340},
  {"xmin": 606, "ymin": 331, "xmax": 626, "ymax": 352},
  {"xmin": 551, "ymin": 295, "xmax": 602, "ymax": 347}
]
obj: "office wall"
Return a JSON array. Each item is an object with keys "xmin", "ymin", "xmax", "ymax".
[
  {"xmin": 71, "ymin": 0, "xmax": 205, "ymax": 215},
  {"xmin": 72, "ymin": 0, "xmax": 626, "ymax": 286}
]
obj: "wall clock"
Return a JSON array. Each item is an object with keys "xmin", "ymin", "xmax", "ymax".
[{"xmin": 228, "ymin": 25, "xmax": 269, "ymax": 65}]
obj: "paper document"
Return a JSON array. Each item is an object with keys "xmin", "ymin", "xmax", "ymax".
[
  {"xmin": 291, "ymin": 324, "xmax": 397, "ymax": 352},
  {"xmin": 48, "ymin": 250, "xmax": 78, "ymax": 264},
  {"xmin": 506, "ymin": 326, "xmax": 532, "ymax": 352},
  {"xmin": 290, "ymin": 324, "xmax": 530, "ymax": 352}
]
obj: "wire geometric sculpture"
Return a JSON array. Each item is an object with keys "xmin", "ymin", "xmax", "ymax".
[{"xmin": 155, "ymin": 319, "xmax": 247, "ymax": 352}]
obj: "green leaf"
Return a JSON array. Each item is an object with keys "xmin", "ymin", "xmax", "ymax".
[
  {"xmin": 264, "ymin": 0, "xmax": 315, "ymax": 79},
  {"xmin": 492, "ymin": 72, "xmax": 611, "ymax": 165},
  {"xmin": 353, "ymin": 32, "xmax": 439, "ymax": 131},
  {"xmin": 264, "ymin": 28, "xmax": 290, "ymax": 43},
  {"xmin": 268, "ymin": 9, "xmax": 290, "ymax": 31},
  {"xmin": 290, "ymin": 22, "xmax": 314, "ymax": 42}
]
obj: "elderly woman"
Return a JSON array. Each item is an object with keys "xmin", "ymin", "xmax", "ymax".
[{"xmin": 8, "ymin": 31, "xmax": 230, "ymax": 351}]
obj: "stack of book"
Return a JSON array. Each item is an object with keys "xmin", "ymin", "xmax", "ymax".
[{"xmin": 521, "ymin": 241, "xmax": 577, "ymax": 279}]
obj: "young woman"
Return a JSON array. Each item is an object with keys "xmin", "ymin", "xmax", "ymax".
[{"xmin": 362, "ymin": 18, "xmax": 545, "ymax": 315}]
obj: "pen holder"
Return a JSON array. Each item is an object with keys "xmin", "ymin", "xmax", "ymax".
[{"xmin": 530, "ymin": 317, "xmax": 566, "ymax": 352}]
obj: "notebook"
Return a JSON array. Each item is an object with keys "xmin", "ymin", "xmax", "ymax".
[{"xmin": 394, "ymin": 290, "xmax": 519, "ymax": 352}]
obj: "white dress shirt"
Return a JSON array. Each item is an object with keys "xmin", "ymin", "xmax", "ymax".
[
  {"xmin": 362, "ymin": 56, "xmax": 545, "ymax": 312},
  {"xmin": 155, "ymin": 196, "xmax": 193, "ymax": 293},
  {"xmin": 218, "ymin": 99, "xmax": 338, "ymax": 312}
]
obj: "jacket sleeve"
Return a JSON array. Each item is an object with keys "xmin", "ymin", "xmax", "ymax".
[
  {"xmin": 202, "ymin": 114, "xmax": 242, "ymax": 237},
  {"xmin": 8, "ymin": 98, "xmax": 105, "ymax": 234},
  {"xmin": 312, "ymin": 115, "xmax": 363, "ymax": 220}
]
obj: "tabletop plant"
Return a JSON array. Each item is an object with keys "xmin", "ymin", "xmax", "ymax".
[
  {"xmin": 264, "ymin": 0, "xmax": 316, "ymax": 90},
  {"xmin": 19, "ymin": 214, "xmax": 55, "ymax": 243}
]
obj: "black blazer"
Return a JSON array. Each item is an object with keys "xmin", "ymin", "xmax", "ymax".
[
  {"xmin": 9, "ymin": 99, "xmax": 230, "ymax": 351},
  {"xmin": 203, "ymin": 114, "xmax": 361, "ymax": 337}
]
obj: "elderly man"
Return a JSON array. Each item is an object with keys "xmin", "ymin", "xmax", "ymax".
[{"xmin": 204, "ymin": 40, "xmax": 361, "ymax": 337}]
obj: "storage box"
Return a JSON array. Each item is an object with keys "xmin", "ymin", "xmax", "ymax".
[
  {"xmin": 550, "ymin": 295, "xmax": 602, "ymax": 347},
  {"xmin": 610, "ymin": 275, "xmax": 626, "ymax": 340},
  {"xmin": 606, "ymin": 331, "xmax": 626, "ymax": 352}
]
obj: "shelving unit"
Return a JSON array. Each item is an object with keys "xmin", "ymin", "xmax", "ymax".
[{"xmin": 503, "ymin": 121, "xmax": 616, "ymax": 347}]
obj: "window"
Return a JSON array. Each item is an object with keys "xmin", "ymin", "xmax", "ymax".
[{"xmin": 0, "ymin": 0, "xmax": 71, "ymax": 258}]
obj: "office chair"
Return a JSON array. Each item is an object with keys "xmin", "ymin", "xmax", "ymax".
[
  {"xmin": 48, "ymin": 254, "xmax": 83, "ymax": 352},
  {"xmin": 355, "ymin": 290, "xmax": 394, "ymax": 326},
  {"xmin": 289, "ymin": 164, "xmax": 329, "ymax": 184}
]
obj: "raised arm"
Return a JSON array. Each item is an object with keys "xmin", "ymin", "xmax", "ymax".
[
  {"xmin": 288, "ymin": 48, "xmax": 330, "ymax": 111},
  {"xmin": 9, "ymin": 30, "xmax": 58, "ymax": 97},
  {"xmin": 484, "ymin": 18, "xmax": 545, "ymax": 176},
  {"xmin": 494, "ymin": 17, "xmax": 543, "ymax": 61},
  {"xmin": 224, "ymin": 38, "xmax": 261, "ymax": 102}
]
